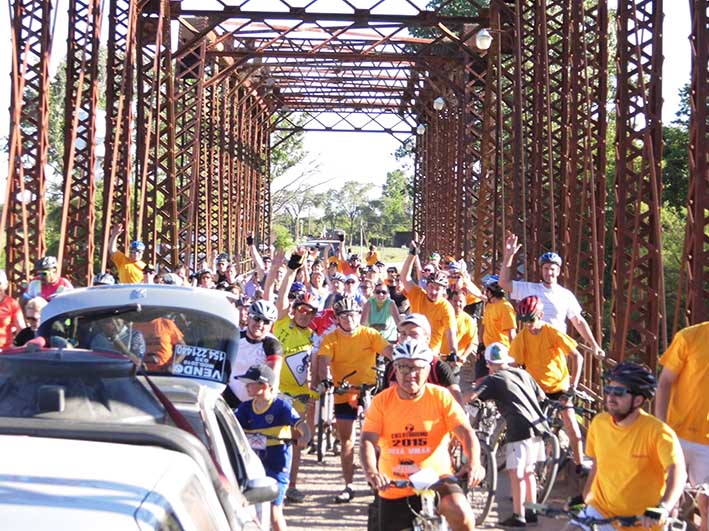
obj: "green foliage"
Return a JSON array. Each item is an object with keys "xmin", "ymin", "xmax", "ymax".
[
  {"xmin": 271, "ymin": 224, "xmax": 295, "ymax": 251},
  {"xmin": 270, "ymin": 113, "xmax": 308, "ymax": 181},
  {"xmin": 660, "ymin": 206, "xmax": 687, "ymax": 333}
]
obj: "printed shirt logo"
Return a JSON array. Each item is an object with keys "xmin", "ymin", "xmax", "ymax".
[
  {"xmin": 265, "ymin": 414, "xmax": 275, "ymax": 425},
  {"xmin": 285, "ymin": 350, "xmax": 311, "ymax": 386}
]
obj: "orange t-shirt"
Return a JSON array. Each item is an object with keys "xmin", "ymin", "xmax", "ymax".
[
  {"xmin": 0, "ymin": 296, "xmax": 21, "ymax": 349},
  {"xmin": 363, "ymin": 384, "xmax": 468, "ymax": 499},
  {"xmin": 404, "ymin": 287, "xmax": 456, "ymax": 353},
  {"xmin": 134, "ymin": 318, "xmax": 185, "ymax": 371}
]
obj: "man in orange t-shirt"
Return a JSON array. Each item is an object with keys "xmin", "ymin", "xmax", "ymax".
[
  {"xmin": 361, "ymin": 340, "xmax": 484, "ymax": 531},
  {"xmin": 134, "ymin": 317, "xmax": 185, "ymax": 371}
]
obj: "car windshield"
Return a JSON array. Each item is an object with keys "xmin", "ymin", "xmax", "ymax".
[{"xmin": 38, "ymin": 305, "xmax": 237, "ymax": 385}]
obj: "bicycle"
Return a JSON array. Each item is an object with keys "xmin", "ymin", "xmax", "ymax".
[
  {"xmin": 526, "ymin": 502, "xmax": 687, "ymax": 531},
  {"xmin": 387, "ymin": 468, "xmax": 458, "ymax": 531},
  {"xmin": 457, "ymin": 400, "xmax": 498, "ymax": 525},
  {"xmin": 678, "ymin": 483, "xmax": 709, "ymax": 531}
]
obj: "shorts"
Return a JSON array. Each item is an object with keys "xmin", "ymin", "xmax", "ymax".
[
  {"xmin": 334, "ymin": 402, "xmax": 358, "ymax": 420},
  {"xmin": 373, "ymin": 482, "xmax": 463, "ymax": 531},
  {"xmin": 265, "ymin": 470, "xmax": 289, "ymax": 506},
  {"xmin": 546, "ymin": 390, "xmax": 574, "ymax": 402},
  {"xmin": 569, "ymin": 505, "xmax": 615, "ymax": 531},
  {"xmin": 506, "ymin": 436, "xmax": 545, "ymax": 472},
  {"xmin": 679, "ymin": 437, "xmax": 709, "ymax": 487}
]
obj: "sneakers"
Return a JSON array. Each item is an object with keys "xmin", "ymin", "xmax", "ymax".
[
  {"xmin": 334, "ymin": 486, "xmax": 355, "ymax": 503},
  {"xmin": 499, "ymin": 514, "xmax": 526, "ymax": 528},
  {"xmin": 285, "ymin": 487, "xmax": 305, "ymax": 503},
  {"xmin": 525, "ymin": 509, "xmax": 538, "ymax": 525}
]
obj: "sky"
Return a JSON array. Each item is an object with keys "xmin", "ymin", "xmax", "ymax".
[{"xmin": 0, "ymin": 1, "xmax": 694, "ymax": 196}]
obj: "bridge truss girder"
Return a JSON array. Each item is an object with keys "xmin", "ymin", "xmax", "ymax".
[{"xmin": 5, "ymin": 0, "xmax": 707, "ymax": 377}]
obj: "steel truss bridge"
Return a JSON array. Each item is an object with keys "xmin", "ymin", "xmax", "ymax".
[{"xmin": 4, "ymin": 0, "xmax": 708, "ymax": 377}]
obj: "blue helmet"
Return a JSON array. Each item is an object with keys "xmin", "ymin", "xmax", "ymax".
[
  {"xmin": 130, "ymin": 240, "xmax": 146, "ymax": 252},
  {"xmin": 482, "ymin": 274, "xmax": 504, "ymax": 296},
  {"xmin": 290, "ymin": 281, "xmax": 306, "ymax": 294},
  {"xmin": 539, "ymin": 252, "xmax": 562, "ymax": 267}
]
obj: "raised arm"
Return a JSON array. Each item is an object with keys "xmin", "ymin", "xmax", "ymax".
[
  {"xmin": 247, "ymin": 232, "xmax": 266, "ymax": 277},
  {"xmin": 108, "ymin": 223, "xmax": 123, "ymax": 255},
  {"xmin": 262, "ymin": 249, "xmax": 285, "ymax": 303},
  {"xmin": 400, "ymin": 240, "xmax": 419, "ymax": 292},
  {"xmin": 499, "ymin": 232, "xmax": 521, "ymax": 293},
  {"xmin": 275, "ymin": 248, "xmax": 306, "ymax": 319}
]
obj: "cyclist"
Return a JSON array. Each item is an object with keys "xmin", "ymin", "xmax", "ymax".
[
  {"xmin": 448, "ymin": 289, "xmax": 479, "ymax": 369},
  {"xmin": 271, "ymin": 248, "xmax": 319, "ymax": 503},
  {"xmin": 655, "ymin": 321, "xmax": 709, "ymax": 531},
  {"xmin": 569, "ymin": 362, "xmax": 686, "ymax": 531},
  {"xmin": 108, "ymin": 223, "xmax": 147, "ymax": 284},
  {"xmin": 225, "ymin": 300, "xmax": 284, "ymax": 408},
  {"xmin": 317, "ymin": 296, "xmax": 393, "ymax": 503},
  {"xmin": 361, "ymin": 340, "xmax": 484, "ymax": 531},
  {"xmin": 382, "ymin": 313, "xmax": 464, "ymax": 405},
  {"xmin": 510, "ymin": 295, "xmax": 587, "ymax": 473},
  {"xmin": 23, "ymin": 256, "xmax": 74, "ymax": 301},
  {"xmin": 499, "ymin": 233, "xmax": 604, "ymax": 359},
  {"xmin": 465, "ymin": 343, "xmax": 549, "ymax": 527},
  {"xmin": 365, "ymin": 244, "xmax": 380, "ymax": 267},
  {"xmin": 361, "ymin": 281, "xmax": 401, "ymax": 343},
  {"xmin": 476, "ymin": 274, "xmax": 517, "ymax": 379},
  {"xmin": 401, "ymin": 240, "xmax": 458, "ymax": 356}
]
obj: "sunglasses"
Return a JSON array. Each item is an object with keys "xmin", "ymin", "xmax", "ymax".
[
  {"xmin": 603, "ymin": 385, "xmax": 632, "ymax": 397},
  {"xmin": 295, "ymin": 305, "xmax": 316, "ymax": 315},
  {"xmin": 345, "ymin": 280, "xmax": 356, "ymax": 284},
  {"xmin": 250, "ymin": 316, "xmax": 273, "ymax": 325},
  {"xmin": 26, "ymin": 316, "xmax": 40, "ymax": 323},
  {"xmin": 375, "ymin": 290, "xmax": 388, "ymax": 295},
  {"xmin": 394, "ymin": 363, "xmax": 429, "ymax": 375},
  {"xmin": 517, "ymin": 315, "xmax": 539, "ymax": 323}
]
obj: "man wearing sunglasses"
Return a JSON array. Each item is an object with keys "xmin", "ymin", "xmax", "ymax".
[
  {"xmin": 271, "ymin": 248, "xmax": 319, "ymax": 503},
  {"xmin": 510, "ymin": 295, "xmax": 587, "ymax": 474},
  {"xmin": 571, "ymin": 362, "xmax": 686, "ymax": 531},
  {"xmin": 225, "ymin": 299, "xmax": 283, "ymax": 408},
  {"xmin": 318, "ymin": 296, "xmax": 393, "ymax": 504}
]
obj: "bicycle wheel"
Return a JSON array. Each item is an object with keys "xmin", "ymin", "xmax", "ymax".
[
  {"xmin": 462, "ymin": 441, "xmax": 497, "ymax": 526},
  {"xmin": 535, "ymin": 431, "xmax": 560, "ymax": 504}
]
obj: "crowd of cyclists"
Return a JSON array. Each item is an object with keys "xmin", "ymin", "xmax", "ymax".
[{"xmin": 0, "ymin": 224, "xmax": 706, "ymax": 531}]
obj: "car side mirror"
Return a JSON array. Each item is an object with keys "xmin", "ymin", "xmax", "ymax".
[{"xmin": 243, "ymin": 477, "xmax": 278, "ymax": 504}]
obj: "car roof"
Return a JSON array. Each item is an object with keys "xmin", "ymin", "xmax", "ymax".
[
  {"xmin": 0, "ymin": 435, "xmax": 201, "ymax": 530},
  {"xmin": 147, "ymin": 375, "xmax": 226, "ymax": 405},
  {"xmin": 43, "ymin": 284, "xmax": 239, "ymax": 323}
]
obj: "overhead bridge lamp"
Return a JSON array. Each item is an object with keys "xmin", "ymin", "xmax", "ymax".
[
  {"xmin": 475, "ymin": 28, "xmax": 493, "ymax": 51},
  {"xmin": 416, "ymin": 123, "xmax": 427, "ymax": 135},
  {"xmin": 433, "ymin": 96, "xmax": 445, "ymax": 111}
]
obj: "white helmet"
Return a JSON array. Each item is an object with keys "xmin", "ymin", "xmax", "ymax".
[
  {"xmin": 249, "ymin": 300, "xmax": 278, "ymax": 322},
  {"xmin": 392, "ymin": 339, "xmax": 434, "ymax": 365}
]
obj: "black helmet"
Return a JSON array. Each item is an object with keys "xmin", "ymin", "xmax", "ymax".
[
  {"xmin": 333, "ymin": 296, "xmax": 361, "ymax": 315},
  {"xmin": 604, "ymin": 361, "xmax": 657, "ymax": 399}
]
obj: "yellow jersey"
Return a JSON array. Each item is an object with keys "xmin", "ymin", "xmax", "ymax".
[
  {"xmin": 509, "ymin": 323, "xmax": 577, "ymax": 393},
  {"xmin": 455, "ymin": 311, "xmax": 478, "ymax": 358},
  {"xmin": 482, "ymin": 299, "xmax": 517, "ymax": 348},
  {"xmin": 405, "ymin": 287, "xmax": 456, "ymax": 354},
  {"xmin": 272, "ymin": 316, "xmax": 316, "ymax": 402},
  {"xmin": 111, "ymin": 251, "xmax": 146, "ymax": 284},
  {"xmin": 318, "ymin": 325, "xmax": 389, "ymax": 404},
  {"xmin": 658, "ymin": 321, "xmax": 709, "ymax": 444},
  {"xmin": 586, "ymin": 410, "xmax": 683, "ymax": 527}
]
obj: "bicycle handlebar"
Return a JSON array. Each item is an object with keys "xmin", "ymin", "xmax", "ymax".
[{"xmin": 525, "ymin": 503, "xmax": 687, "ymax": 531}]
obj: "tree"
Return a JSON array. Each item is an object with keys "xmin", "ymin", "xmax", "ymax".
[{"xmin": 662, "ymin": 83, "xmax": 690, "ymax": 212}]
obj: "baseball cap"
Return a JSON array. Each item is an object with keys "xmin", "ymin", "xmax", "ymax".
[
  {"xmin": 398, "ymin": 313, "xmax": 432, "ymax": 337},
  {"xmin": 485, "ymin": 343, "xmax": 515, "ymax": 365},
  {"xmin": 237, "ymin": 364, "xmax": 276, "ymax": 387}
]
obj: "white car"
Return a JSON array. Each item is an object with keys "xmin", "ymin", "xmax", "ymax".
[
  {"xmin": 0, "ymin": 419, "xmax": 260, "ymax": 530},
  {"xmin": 32, "ymin": 285, "xmax": 278, "ymax": 527}
]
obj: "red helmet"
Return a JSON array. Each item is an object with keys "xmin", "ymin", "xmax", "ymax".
[
  {"xmin": 294, "ymin": 292, "xmax": 319, "ymax": 311},
  {"xmin": 517, "ymin": 295, "xmax": 543, "ymax": 322}
]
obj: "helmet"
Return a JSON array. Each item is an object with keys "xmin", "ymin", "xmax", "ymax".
[
  {"xmin": 517, "ymin": 295, "xmax": 544, "ymax": 321},
  {"xmin": 604, "ymin": 362, "xmax": 657, "ymax": 399},
  {"xmin": 130, "ymin": 240, "xmax": 146, "ymax": 252},
  {"xmin": 429, "ymin": 271, "xmax": 449, "ymax": 287},
  {"xmin": 294, "ymin": 292, "xmax": 319, "ymax": 311},
  {"xmin": 333, "ymin": 296, "xmax": 361, "ymax": 315},
  {"xmin": 290, "ymin": 281, "xmax": 306, "ymax": 294},
  {"xmin": 349, "ymin": 254, "xmax": 360, "ymax": 262},
  {"xmin": 539, "ymin": 251, "xmax": 563, "ymax": 267},
  {"xmin": 35, "ymin": 256, "xmax": 58, "ymax": 272},
  {"xmin": 216, "ymin": 252, "xmax": 230, "ymax": 264},
  {"xmin": 429, "ymin": 252, "xmax": 441, "ymax": 262},
  {"xmin": 392, "ymin": 339, "xmax": 434, "ymax": 365},
  {"xmin": 482, "ymin": 274, "xmax": 505, "ymax": 296},
  {"xmin": 249, "ymin": 300, "xmax": 278, "ymax": 322},
  {"xmin": 93, "ymin": 272, "xmax": 115, "ymax": 286}
]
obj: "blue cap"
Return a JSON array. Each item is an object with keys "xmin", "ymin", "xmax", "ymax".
[{"xmin": 130, "ymin": 241, "xmax": 146, "ymax": 252}]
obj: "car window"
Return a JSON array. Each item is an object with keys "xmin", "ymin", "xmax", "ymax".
[
  {"xmin": 39, "ymin": 306, "xmax": 237, "ymax": 385},
  {"xmin": 214, "ymin": 401, "xmax": 249, "ymax": 486}
]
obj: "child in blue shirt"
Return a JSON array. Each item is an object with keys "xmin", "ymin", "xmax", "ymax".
[{"xmin": 236, "ymin": 364, "xmax": 310, "ymax": 531}]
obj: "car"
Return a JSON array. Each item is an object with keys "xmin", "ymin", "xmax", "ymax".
[
  {"xmin": 0, "ymin": 418, "xmax": 262, "ymax": 530},
  {"xmin": 28, "ymin": 285, "xmax": 279, "ymax": 526}
]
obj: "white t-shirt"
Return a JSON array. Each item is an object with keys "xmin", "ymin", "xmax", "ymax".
[
  {"xmin": 510, "ymin": 281, "xmax": 582, "ymax": 334},
  {"xmin": 228, "ymin": 331, "xmax": 283, "ymax": 402}
]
